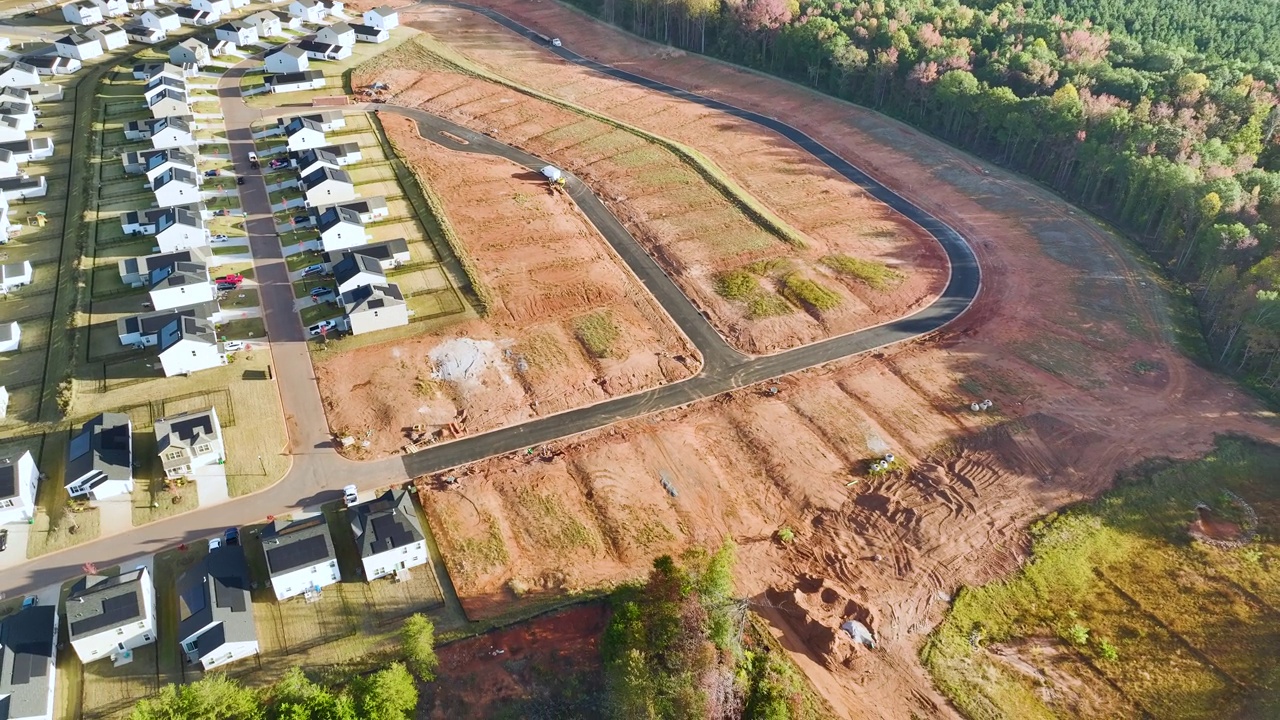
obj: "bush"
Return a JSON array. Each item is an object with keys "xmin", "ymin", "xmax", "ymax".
[
  {"xmin": 747, "ymin": 293, "xmax": 794, "ymax": 318},
  {"xmin": 781, "ymin": 274, "xmax": 842, "ymax": 312},
  {"xmin": 717, "ymin": 269, "xmax": 760, "ymax": 300},
  {"xmin": 1097, "ymin": 638, "xmax": 1119, "ymax": 662},
  {"xmin": 575, "ymin": 311, "xmax": 621, "ymax": 358},
  {"xmin": 820, "ymin": 254, "xmax": 904, "ymax": 289},
  {"xmin": 400, "ymin": 614, "xmax": 439, "ymax": 680},
  {"xmin": 1067, "ymin": 623, "xmax": 1090, "ymax": 646}
]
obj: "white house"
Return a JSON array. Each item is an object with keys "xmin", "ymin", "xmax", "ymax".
[
  {"xmin": 0, "ymin": 137, "xmax": 54, "ymax": 163},
  {"xmin": 65, "ymin": 412, "xmax": 133, "ymax": 501},
  {"xmin": 145, "ymin": 73, "xmax": 188, "ymax": 98},
  {"xmin": 319, "ymin": 0, "xmax": 343, "ymax": 18},
  {"xmin": 147, "ymin": 89, "xmax": 189, "ymax": 118},
  {"xmin": 124, "ymin": 114, "xmax": 189, "ymax": 142},
  {"xmin": 320, "ymin": 210, "xmax": 370, "ymax": 255},
  {"xmin": 267, "ymin": 70, "xmax": 328, "ymax": 96},
  {"xmin": 0, "ymin": 320, "xmax": 18, "ymax": 353},
  {"xmin": 0, "ymin": 62, "xmax": 42, "ymax": 88},
  {"xmin": 21, "ymin": 55, "xmax": 82, "ymax": 75},
  {"xmin": 297, "ymin": 39, "xmax": 350, "ymax": 61},
  {"xmin": 333, "ymin": 249, "xmax": 383, "ymax": 292},
  {"xmin": 351, "ymin": 24, "xmax": 388, "ymax": 43},
  {"xmin": 301, "ymin": 167, "xmax": 354, "ymax": 207},
  {"xmin": 134, "ymin": 147, "xmax": 197, "ymax": 182},
  {"xmin": 86, "ymin": 23, "xmax": 129, "ymax": 51},
  {"xmin": 261, "ymin": 516, "xmax": 340, "ymax": 602},
  {"xmin": 156, "ymin": 315, "xmax": 223, "ymax": 377},
  {"xmin": 341, "ymin": 282, "xmax": 407, "ymax": 335},
  {"xmin": 348, "ymin": 489, "xmax": 427, "ymax": 581},
  {"xmin": 140, "ymin": 7, "xmax": 181, "ymax": 33},
  {"xmin": 191, "ymin": 0, "xmax": 231, "ymax": 17},
  {"xmin": 315, "ymin": 21, "xmax": 354, "ymax": 47},
  {"xmin": 154, "ymin": 207, "xmax": 208, "ymax": 252},
  {"xmin": 0, "ymin": 175, "xmax": 47, "ymax": 201},
  {"xmin": 62, "ymin": 1, "xmax": 104, "ymax": 24},
  {"xmin": 0, "ymin": 450, "xmax": 39, "ymax": 525},
  {"xmin": 93, "ymin": 0, "xmax": 129, "ymax": 16},
  {"xmin": 228, "ymin": 0, "xmax": 248, "ymax": 10},
  {"xmin": 0, "ymin": 386, "xmax": 7, "ymax": 419},
  {"xmin": 66, "ymin": 568, "xmax": 156, "ymax": 665},
  {"xmin": 174, "ymin": 6, "xmax": 214, "ymax": 26},
  {"xmin": 0, "ymin": 100, "xmax": 35, "ymax": 132},
  {"xmin": 117, "ymin": 301, "xmax": 219, "ymax": 347},
  {"xmin": 154, "ymin": 406, "xmax": 223, "ymax": 480},
  {"xmin": 209, "ymin": 39, "xmax": 236, "ymax": 57},
  {"xmin": 287, "ymin": 0, "xmax": 325, "ymax": 23},
  {"xmin": 1, "ymin": 260, "xmax": 32, "ymax": 293},
  {"xmin": 149, "ymin": 260, "xmax": 213, "ymax": 311},
  {"xmin": 264, "ymin": 44, "xmax": 308, "ymax": 74},
  {"xmin": 152, "ymin": 167, "xmax": 200, "ymax": 207},
  {"xmin": 55, "ymin": 33, "xmax": 105, "ymax": 61},
  {"xmin": 0, "ymin": 115, "xmax": 26, "ymax": 143},
  {"xmin": 320, "ymin": 236, "xmax": 407, "ymax": 270},
  {"xmin": 283, "ymin": 116, "xmax": 326, "ymax": 151},
  {"xmin": 363, "ymin": 5, "xmax": 398, "ymax": 30},
  {"xmin": 118, "ymin": 245, "xmax": 208, "ymax": 286},
  {"xmin": 169, "ymin": 37, "xmax": 210, "ymax": 67},
  {"xmin": 294, "ymin": 143, "xmax": 361, "ymax": 176},
  {"xmin": 149, "ymin": 116, "xmax": 195, "ymax": 149},
  {"xmin": 244, "ymin": 9, "xmax": 282, "ymax": 37},
  {"xmin": 215, "ymin": 20, "xmax": 257, "ymax": 46},
  {"xmin": 0, "ymin": 606, "xmax": 59, "ymax": 720},
  {"xmin": 177, "ymin": 546, "xmax": 259, "ymax": 671},
  {"xmin": 124, "ymin": 23, "xmax": 166, "ymax": 44}
]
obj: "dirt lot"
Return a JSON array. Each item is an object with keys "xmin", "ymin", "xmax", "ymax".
[
  {"xmin": 353, "ymin": 31, "xmax": 947, "ymax": 355},
  {"xmin": 422, "ymin": 603, "xmax": 608, "ymax": 718},
  {"xmin": 315, "ymin": 115, "xmax": 696, "ymax": 459},
  {"xmin": 394, "ymin": 3, "xmax": 1280, "ymax": 718}
]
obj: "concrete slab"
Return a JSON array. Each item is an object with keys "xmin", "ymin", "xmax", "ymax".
[
  {"xmin": 0, "ymin": 521, "xmax": 32, "ymax": 573},
  {"xmin": 193, "ymin": 463, "xmax": 229, "ymax": 506},
  {"xmin": 96, "ymin": 498, "xmax": 133, "ymax": 537}
]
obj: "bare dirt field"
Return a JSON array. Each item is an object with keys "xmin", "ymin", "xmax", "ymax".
[
  {"xmin": 392, "ymin": 3, "xmax": 1280, "ymax": 717},
  {"xmin": 422, "ymin": 603, "xmax": 608, "ymax": 718},
  {"xmin": 315, "ymin": 115, "xmax": 696, "ymax": 458},
  {"xmin": 354, "ymin": 31, "xmax": 947, "ymax": 354}
]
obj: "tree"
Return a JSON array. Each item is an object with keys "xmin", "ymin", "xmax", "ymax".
[
  {"xmin": 399, "ymin": 613, "xmax": 439, "ymax": 680},
  {"xmin": 130, "ymin": 676, "xmax": 262, "ymax": 720},
  {"xmin": 354, "ymin": 663, "xmax": 418, "ymax": 720}
]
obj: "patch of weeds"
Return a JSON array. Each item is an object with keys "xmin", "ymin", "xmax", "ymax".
[
  {"xmin": 450, "ymin": 511, "xmax": 510, "ymax": 580},
  {"xmin": 747, "ymin": 293, "xmax": 794, "ymax": 318},
  {"xmin": 782, "ymin": 274, "xmax": 842, "ymax": 312},
  {"xmin": 718, "ymin": 266, "xmax": 794, "ymax": 318},
  {"xmin": 820, "ymin": 254, "xmax": 904, "ymax": 290},
  {"xmin": 511, "ymin": 192, "xmax": 532, "ymax": 208},
  {"xmin": 716, "ymin": 269, "xmax": 759, "ymax": 301},
  {"xmin": 777, "ymin": 526, "xmax": 796, "ymax": 544},
  {"xmin": 575, "ymin": 311, "xmax": 620, "ymax": 358},
  {"xmin": 1132, "ymin": 359, "xmax": 1158, "ymax": 375},
  {"xmin": 514, "ymin": 332, "xmax": 569, "ymax": 373},
  {"xmin": 415, "ymin": 374, "xmax": 445, "ymax": 398},
  {"xmin": 745, "ymin": 258, "xmax": 791, "ymax": 276},
  {"xmin": 511, "ymin": 487, "xmax": 602, "ymax": 554}
]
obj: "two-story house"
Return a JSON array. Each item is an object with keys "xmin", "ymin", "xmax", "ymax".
[
  {"xmin": 260, "ymin": 516, "xmax": 340, "ymax": 601},
  {"xmin": 320, "ymin": 237, "xmax": 408, "ymax": 271},
  {"xmin": 315, "ymin": 20, "xmax": 354, "ymax": 47},
  {"xmin": 286, "ymin": 0, "xmax": 325, "ymax": 23},
  {"xmin": 156, "ymin": 315, "xmax": 223, "ymax": 377},
  {"xmin": 177, "ymin": 545, "xmax": 259, "ymax": 670},
  {"xmin": 65, "ymin": 567, "xmax": 156, "ymax": 665},
  {"xmin": 118, "ymin": 246, "xmax": 209, "ymax": 287},
  {"xmin": 64, "ymin": 412, "xmax": 133, "ymax": 502},
  {"xmin": 117, "ymin": 301, "xmax": 219, "ymax": 347},
  {"xmin": 264, "ymin": 44, "xmax": 308, "ymax": 74},
  {"xmin": 340, "ymin": 282, "xmax": 407, "ymax": 335},
  {"xmin": 148, "ymin": 260, "xmax": 213, "ymax": 311},
  {"xmin": 215, "ymin": 19, "xmax": 257, "ymax": 46},
  {"xmin": 347, "ymin": 489, "xmax": 427, "ymax": 581},
  {"xmin": 168, "ymin": 37, "xmax": 211, "ymax": 67},
  {"xmin": 151, "ymin": 167, "xmax": 200, "ymax": 207},
  {"xmin": 300, "ymin": 166, "xmax": 354, "ymax": 207},
  {"xmin": 62, "ymin": 0, "xmax": 104, "ymax": 24},
  {"xmin": 0, "ymin": 450, "xmax": 39, "ymax": 525},
  {"xmin": 316, "ymin": 205, "xmax": 368, "ymax": 253},
  {"xmin": 0, "ymin": 605, "xmax": 59, "ymax": 720},
  {"xmin": 362, "ymin": 5, "xmax": 398, "ymax": 30},
  {"xmin": 244, "ymin": 9, "xmax": 283, "ymax": 37},
  {"xmin": 153, "ymin": 406, "xmax": 223, "ymax": 479}
]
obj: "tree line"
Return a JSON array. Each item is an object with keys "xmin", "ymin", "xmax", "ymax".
[{"xmin": 565, "ymin": 0, "xmax": 1280, "ymax": 400}]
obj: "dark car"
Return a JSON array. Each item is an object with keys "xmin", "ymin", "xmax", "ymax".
[
  {"xmin": 310, "ymin": 286, "xmax": 334, "ymax": 300},
  {"xmin": 224, "ymin": 527, "xmax": 240, "ymax": 546},
  {"xmin": 293, "ymin": 215, "xmax": 311, "ymax": 225},
  {"xmin": 237, "ymin": 176, "xmax": 245, "ymax": 185},
  {"xmin": 216, "ymin": 281, "xmax": 239, "ymax": 292},
  {"xmin": 0, "ymin": 529, "xmax": 8, "ymax": 552}
]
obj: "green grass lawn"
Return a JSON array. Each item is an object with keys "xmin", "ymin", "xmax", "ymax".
[
  {"xmin": 217, "ymin": 317, "xmax": 267, "ymax": 340},
  {"xmin": 300, "ymin": 303, "xmax": 343, "ymax": 327},
  {"xmin": 924, "ymin": 436, "xmax": 1280, "ymax": 720},
  {"xmin": 293, "ymin": 277, "xmax": 334, "ymax": 299}
]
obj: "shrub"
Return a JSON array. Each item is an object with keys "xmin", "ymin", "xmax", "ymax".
[
  {"xmin": 575, "ymin": 311, "xmax": 621, "ymax": 358},
  {"xmin": 747, "ymin": 293, "xmax": 794, "ymax": 318},
  {"xmin": 777, "ymin": 527, "xmax": 796, "ymax": 543},
  {"xmin": 717, "ymin": 269, "xmax": 759, "ymax": 300},
  {"xmin": 820, "ymin": 254, "xmax": 904, "ymax": 290},
  {"xmin": 782, "ymin": 274, "xmax": 842, "ymax": 312},
  {"xmin": 1097, "ymin": 638, "xmax": 1119, "ymax": 662},
  {"xmin": 1067, "ymin": 623, "xmax": 1090, "ymax": 646},
  {"xmin": 400, "ymin": 614, "xmax": 439, "ymax": 681}
]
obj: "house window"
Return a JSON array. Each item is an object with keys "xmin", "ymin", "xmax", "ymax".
[
  {"xmin": 117, "ymin": 628, "xmax": 125, "ymax": 635},
  {"xmin": 91, "ymin": 649, "xmax": 99, "ymax": 655},
  {"xmin": 195, "ymin": 443, "xmax": 211, "ymax": 455},
  {"xmin": 165, "ymin": 450, "xmax": 184, "ymax": 461},
  {"xmin": 0, "ymin": 498, "xmax": 12, "ymax": 508}
]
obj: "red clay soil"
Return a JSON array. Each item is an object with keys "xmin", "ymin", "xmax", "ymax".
[
  {"xmin": 388, "ymin": 4, "xmax": 1280, "ymax": 718},
  {"xmin": 354, "ymin": 22, "xmax": 947, "ymax": 354},
  {"xmin": 1189, "ymin": 507, "xmax": 1246, "ymax": 543},
  {"xmin": 422, "ymin": 603, "xmax": 608, "ymax": 719},
  {"xmin": 315, "ymin": 114, "xmax": 696, "ymax": 458}
]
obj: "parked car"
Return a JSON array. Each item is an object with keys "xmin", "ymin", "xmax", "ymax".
[
  {"xmin": 224, "ymin": 527, "xmax": 240, "ymax": 546},
  {"xmin": 216, "ymin": 281, "xmax": 239, "ymax": 291},
  {"xmin": 221, "ymin": 340, "xmax": 245, "ymax": 352},
  {"xmin": 310, "ymin": 286, "xmax": 334, "ymax": 300},
  {"xmin": 308, "ymin": 319, "xmax": 338, "ymax": 336},
  {"xmin": 216, "ymin": 273, "xmax": 244, "ymax": 284},
  {"xmin": 342, "ymin": 484, "xmax": 359, "ymax": 507},
  {"xmin": 293, "ymin": 214, "xmax": 311, "ymax": 225},
  {"xmin": 204, "ymin": 169, "xmax": 219, "ymax": 177},
  {"xmin": 551, "ymin": 37, "xmax": 562, "ymax": 47},
  {"xmin": 0, "ymin": 529, "xmax": 7, "ymax": 552},
  {"xmin": 237, "ymin": 176, "xmax": 245, "ymax": 185},
  {"xmin": 208, "ymin": 537, "xmax": 222, "ymax": 550},
  {"xmin": 211, "ymin": 233, "xmax": 229, "ymax": 242},
  {"xmin": 270, "ymin": 159, "xmax": 289, "ymax": 169},
  {"xmin": 301, "ymin": 263, "xmax": 326, "ymax": 277}
]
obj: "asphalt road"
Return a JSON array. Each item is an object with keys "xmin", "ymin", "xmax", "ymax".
[{"xmin": 0, "ymin": 20, "xmax": 978, "ymax": 598}]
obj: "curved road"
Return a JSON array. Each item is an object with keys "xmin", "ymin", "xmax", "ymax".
[{"xmin": 0, "ymin": 12, "xmax": 978, "ymax": 597}]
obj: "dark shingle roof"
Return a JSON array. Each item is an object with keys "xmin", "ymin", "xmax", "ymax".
[
  {"xmin": 261, "ymin": 516, "xmax": 336, "ymax": 575},
  {"xmin": 66, "ymin": 569, "xmax": 149, "ymax": 639},
  {"xmin": 348, "ymin": 489, "xmax": 424, "ymax": 559}
]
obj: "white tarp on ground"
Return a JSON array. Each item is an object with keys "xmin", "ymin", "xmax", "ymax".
[{"xmin": 841, "ymin": 620, "xmax": 876, "ymax": 649}]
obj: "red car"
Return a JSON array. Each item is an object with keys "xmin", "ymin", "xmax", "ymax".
[{"xmin": 215, "ymin": 274, "xmax": 244, "ymax": 285}]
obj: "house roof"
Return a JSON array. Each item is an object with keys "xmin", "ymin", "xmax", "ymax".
[
  {"xmin": 261, "ymin": 516, "xmax": 336, "ymax": 576},
  {"xmin": 176, "ymin": 545, "xmax": 256, "ymax": 657},
  {"xmin": 302, "ymin": 166, "xmax": 350, "ymax": 189},
  {"xmin": 351, "ymin": 23, "xmax": 383, "ymax": 36},
  {"xmin": 156, "ymin": 205, "xmax": 203, "ymax": 231},
  {"xmin": 0, "ymin": 605, "xmax": 57, "ymax": 720},
  {"xmin": 0, "ymin": 61, "xmax": 40, "ymax": 78},
  {"xmin": 333, "ymin": 250, "xmax": 382, "ymax": 286},
  {"xmin": 121, "ymin": 247, "xmax": 208, "ymax": 279},
  {"xmin": 349, "ymin": 489, "xmax": 424, "ymax": 559},
  {"xmin": 0, "ymin": 451, "xmax": 32, "ymax": 501},
  {"xmin": 149, "ymin": 260, "xmax": 207, "ymax": 291},
  {"xmin": 20, "ymin": 55, "xmax": 70, "ymax": 70},
  {"xmin": 88, "ymin": 22, "xmax": 125, "ymax": 36},
  {"xmin": 317, "ymin": 204, "xmax": 362, "ymax": 232},
  {"xmin": 56, "ymin": 33, "xmax": 98, "ymax": 47},
  {"xmin": 324, "ymin": 20, "xmax": 353, "ymax": 34},
  {"xmin": 146, "ymin": 115, "xmax": 192, "ymax": 133},
  {"xmin": 297, "ymin": 40, "xmax": 338, "ymax": 55},
  {"xmin": 246, "ymin": 9, "xmax": 278, "ymax": 24},
  {"xmin": 284, "ymin": 115, "xmax": 324, "ymax": 136},
  {"xmin": 158, "ymin": 315, "xmax": 216, "ymax": 352},
  {"xmin": 292, "ymin": 0, "xmax": 318, "ymax": 7},
  {"xmin": 0, "ymin": 321, "xmax": 16, "ymax": 343},
  {"xmin": 147, "ymin": 6, "xmax": 177, "ymax": 16},
  {"xmin": 66, "ymin": 568, "xmax": 150, "ymax": 640},
  {"xmin": 174, "ymin": 6, "xmax": 207, "ymax": 20},
  {"xmin": 0, "ymin": 260, "xmax": 30, "ymax": 284},
  {"xmin": 0, "ymin": 175, "xmax": 44, "ymax": 193},
  {"xmin": 218, "ymin": 19, "xmax": 249, "ymax": 31},
  {"xmin": 342, "ymin": 282, "xmax": 404, "ymax": 314},
  {"xmin": 152, "ymin": 166, "xmax": 198, "ymax": 190},
  {"xmin": 326, "ymin": 195, "xmax": 386, "ymax": 216},
  {"xmin": 144, "ymin": 147, "xmax": 196, "ymax": 171},
  {"xmin": 368, "ymin": 5, "xmax": 396, "ymax": 16},
  {"xmin": 267, "ymin": 44, "xmax": 307, "ymax": 59},
  {"xmin": 133, "ymin": 61, "xmax": 183, "ymax": 78},
  {"xmin": 268, "ymin": 70, "xmax": 323, "ymax": 86},
  {"xmin": 117, "ymin": 301, "xmax": 217, "ymax": 340},
  {"xmin": 66, "ymin": 412, "xmax": 132, "ymax": 489},
  {"xmin": 154, "ymin": 407, "xmax": 220, "ymax": 462},
  {"xmin": 321, "ymin": 237, "xmax": 407, "ymax": 266}
]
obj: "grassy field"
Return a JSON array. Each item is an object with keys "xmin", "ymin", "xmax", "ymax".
[{"xmin": 924, "ymin": 436, "xmax": 1280, "ymax": 720}]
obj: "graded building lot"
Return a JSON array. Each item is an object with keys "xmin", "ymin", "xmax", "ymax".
[
  {"xmin": 314, "ymin": 113, "xmax": 698, "ymax": 459},
  {"xmin": 355, "ymin": 26, "xmax": 948, "ymax": 355},
  {"xmin": 386, "ymin": 3, "xmax": 1280, "ymax": 718}
]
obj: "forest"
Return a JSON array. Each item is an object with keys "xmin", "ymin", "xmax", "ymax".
[{"xmin": 567, "ymin": 0, "xmax": 1280, "ymax": 401}]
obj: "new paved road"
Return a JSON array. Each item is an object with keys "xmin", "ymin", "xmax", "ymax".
[{"xmin": 0, "ymin": 20, "xmax": 978, "ymax": 598}]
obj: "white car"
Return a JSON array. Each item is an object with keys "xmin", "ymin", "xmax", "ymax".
[
  {"xmin": 208, "ymin": 537, "xmax": 222, "ymax": 550},
  {"xmin": 551, "ymin": 37, "xmax": 562, "ymax": 47},
  {"xmin": 308, "ymin": 319, "xmax": 338, "ymax": 336},
  {"xmin": 342, "ymin": 484, "xmax": 358, "ymax": 507},
  {"xmin": 222, "ymin": 340, "xmax": 245, "ymax": 352},
  {"xmin": 211, "ymin": 234, "xmax": 229, "ymax": 242}
]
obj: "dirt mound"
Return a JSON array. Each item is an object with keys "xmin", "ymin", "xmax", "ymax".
[
  {"xmin": 765, "ymin": 575, "xmax": 878, "ymax": 670},
  {"xmin": 1188, "ymin": 500, "xmax": 1257, "ymax": 547}
]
